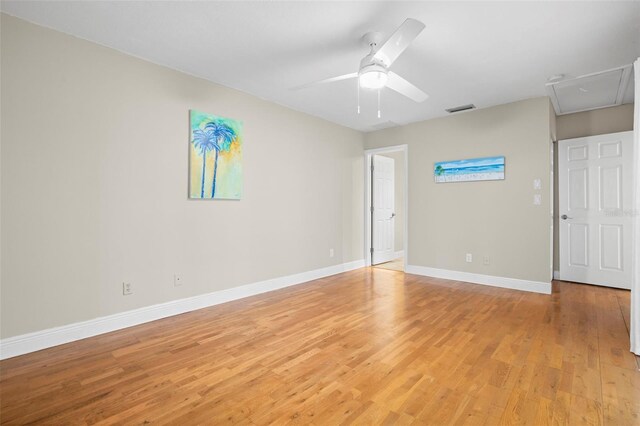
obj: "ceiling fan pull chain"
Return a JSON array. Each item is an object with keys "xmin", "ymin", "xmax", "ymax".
[{"xmin": 377, "ymin": 89, "xmax": 381, "ymax": 118}]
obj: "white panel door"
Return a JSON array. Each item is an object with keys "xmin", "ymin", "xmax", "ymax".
[
  {"xmin": 558, "ymin": 131, "xmax": 633, "ymax": 289},
  {"xmin": 372, "ymin": 155, "xmax": 395, "ymax": 265}
]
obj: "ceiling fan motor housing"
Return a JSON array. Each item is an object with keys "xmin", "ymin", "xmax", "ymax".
[{"xmin": 359, "ymin": 52, "xmax": 387, "ymax": 72}]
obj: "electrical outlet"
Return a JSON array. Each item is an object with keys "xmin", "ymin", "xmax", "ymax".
[
  {"xmin": 329, "ymin": 248, "xmax": 334, "ymax": 258},
  {"xmin": 174, "ymin": 274, "xmax": 183, "ymax": 287},
  {"xmin": 465, "ymin": 253, "xmax": 473, "ymax": 263},
  {"xmin": 123, "ymin": 282, "xmax": 132, "ymax": 295},
  {"xmin": 483, "ymin": 255, "xmax": 490, "ymax": 266}
]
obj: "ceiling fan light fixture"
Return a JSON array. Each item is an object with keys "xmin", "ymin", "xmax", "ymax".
[{"xmin": 359, "ymin": 65, "xmax": 388, "ymax": 89}]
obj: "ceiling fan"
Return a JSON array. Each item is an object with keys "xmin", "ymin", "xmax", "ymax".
[{"xmin": 292, "ymin": 18, "xmax": 429, "ymax": 116}]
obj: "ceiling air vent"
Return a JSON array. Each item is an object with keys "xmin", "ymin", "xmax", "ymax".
[
  {"xmin": 369, "ymin": 121, "xmax": 401, "ymax": 131},
  {"xmin": 446, "ymin": 104, "xmax": 476, "ymax": 113},
  {"xmin": 546, "ymin": 65, "xmax": 632, "ymax": 115}
]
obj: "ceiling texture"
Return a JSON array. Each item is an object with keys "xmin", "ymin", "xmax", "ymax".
[{"xmin": 2, "ymin": 1, "xmax": 639, "ymax": 132}]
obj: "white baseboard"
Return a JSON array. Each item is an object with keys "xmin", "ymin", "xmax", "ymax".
[
  {"xmin": 0, "ymin": 259, "xmax": 365, "ymax": 360},
  {"xmin": 405, "ymin": 265, "xmax": 551, "ymax": 295},
  {"xmin": 394, "ymin": 250, "xmax": 405, "ymax": 259}
]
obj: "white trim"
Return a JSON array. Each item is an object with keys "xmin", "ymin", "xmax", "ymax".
[
  {"xmin": 0, "ymin": 260, "xmax": 365, "ymax": 360},
  {"xmin": 553, "ymin": 270, "xmax": 560, "ymax": 280},
  {"xmin": 550, "ymin": 140, "xmax": 555, "ymax": 283},
  {"xmin": 394, "ymin": 250, "xmax": 405, "ymax": 259},
  {"xmin": 631, "ymin": 57, "xmax": 639, "ymax": 356},
  {"xmin": 363, "ymin": 146, "xmax": 407, "ymax": 155},
  {"xmin": 364, "ymin": 144, "xmax": 409, "ymax": 271},
  {"xmin": 405, "ymin": 265, "xmax": 552, "ymax": 295}
]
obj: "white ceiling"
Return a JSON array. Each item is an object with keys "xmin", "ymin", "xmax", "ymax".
[{"xmin": 2, "ymin": 1, "xmax": 639, "ymax": 132}]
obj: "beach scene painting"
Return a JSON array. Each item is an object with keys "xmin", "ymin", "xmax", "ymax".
[
  {"xmin": 434, "ymin": 156, "xmax": 505, "ymax": 183},
  {"xmin": 189, "ymin": 110, "xmax": 243, "ymax": 199}
]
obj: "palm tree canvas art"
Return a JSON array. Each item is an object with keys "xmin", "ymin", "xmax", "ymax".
[{"xmin": 189, "ymin": 110, "xmax": 243, "ymax": 199}]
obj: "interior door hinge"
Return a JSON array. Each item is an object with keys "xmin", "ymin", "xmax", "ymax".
[
  {"xmin": 370, "ymin": 247, "xmax": 374, "ymax": 254},
  {"xmin": 371, "ymin": 164, "xmax": 374, "ymax": 172},
  {"xmin": 370, "ymin": 206, "xmax": 374, "ymax": 213}
]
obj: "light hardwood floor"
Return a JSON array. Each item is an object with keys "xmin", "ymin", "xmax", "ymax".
[
  {"xmin": 1, "ymin": 268, "xmax": 638, "ymax": 425},
  {"xmin": 375, "ymin": 257, "xmax": 404, "ymax": 272}
]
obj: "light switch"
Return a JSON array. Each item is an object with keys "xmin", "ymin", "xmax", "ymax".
[
  {"xmin": 533, "ymin": 179, "xmax": 541, "ymax": 190},
  {"xmin": 533, "ymin": 194, "xmax": 542, "ymax": 205}
]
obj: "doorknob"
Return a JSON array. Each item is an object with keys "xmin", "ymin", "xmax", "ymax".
[
  {"xmin": 561, "ymin": 214, "xmax": 572, "ymax": 220},
  {"xmin": 390, "ymin": 213, "xmax": 396, "ymax": 219}
]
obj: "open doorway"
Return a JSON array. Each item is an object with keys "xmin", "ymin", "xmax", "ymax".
[{"xmin": 364, "ymin": 145, "xmax": 408, "ymax": 272}]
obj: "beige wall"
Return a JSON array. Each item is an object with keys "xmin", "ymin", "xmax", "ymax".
[
  {"xmin": 379, "ymin": 151, "xmax": 405, "ymax": 253},
  {"xmin": 556, "ymin": 104, "xmax": 634, "ymax": 140},
  {"xmin": 0, "ymin": 14, "xmax": 569, "ymax": 339},
  {"xmin": 552, "ymin": 104, "xmax": 634, "ymax": 271},
  {"xmin": 365, "ymin": 98, "xmax": 553, "ymax": 284},
  {"xmin": 0, "ymin": 15, "xmax": 364, "ymax": 338}
]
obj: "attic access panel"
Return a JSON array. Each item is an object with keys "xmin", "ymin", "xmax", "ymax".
[{"xmin": 546, "ymin": 65, "xmax": 632, "ymax": 115}]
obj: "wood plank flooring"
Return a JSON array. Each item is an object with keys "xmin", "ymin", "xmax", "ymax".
[
  {"xmin": 374, "ymin": 258, "xmax": 404, "ymax": 272},
  {"xmin": 1, "ymin": 268, "xmax": 638, "ymax": 425}
]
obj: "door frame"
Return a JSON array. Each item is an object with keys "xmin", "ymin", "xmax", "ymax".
[{"xmin": 364, "ymin": 145, "xmax": 408, "ymax": 268}]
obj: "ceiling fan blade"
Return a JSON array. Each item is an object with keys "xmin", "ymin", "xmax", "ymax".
[
  {"xmin": 373, "ymin": 18, "xmax": 425, "ymax": 67},
  {"xmin": 290, "ymin": 73, "xmax": 358, "ymax": 91},
  {"xmin": 387, "ymin": 72, "xmax": 429, "ymax": 103}
]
